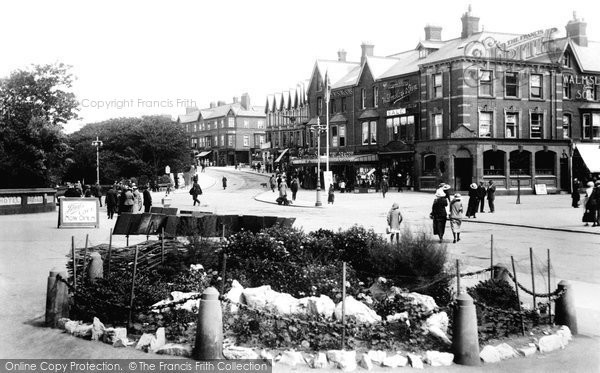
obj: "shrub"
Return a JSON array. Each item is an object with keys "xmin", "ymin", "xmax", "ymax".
[{"xmin": 467, "ymin": 279, "xmax": 519, "ymax": 310}]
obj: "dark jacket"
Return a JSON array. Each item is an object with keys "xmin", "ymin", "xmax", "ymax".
[
  {"xmin": 476, "ymin": 184, "xmax": 486, "ymax": 199},
  {"xmin": 431, "ymin": 197, "xmax": 448, "ymax": 219},
  {"xmin": 142, "ymin": 189, "xmax": 152, "ymax": 207},
  {"xmin": 487, "ymin": 184, "xmax": 496, "ymax": 200},
  {"xmin": 105, "ymin": 189, "xmax": 118, "ymax": 207}
]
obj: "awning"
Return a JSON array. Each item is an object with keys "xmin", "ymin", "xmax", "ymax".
[
  {"xmin": 290, "ymin": 153, "xmax": 378, "ymax": 165},
  {"xmin": 196, "ymin": 150, "xmax": 212, "ymax": 157},
  {"xmin": 359, "ymin": 109, "xmax": 379, "ymax": 119},
  {"xmin": 575, "ymin": 143, "xmax": 600, "ymax": 173},
  {"xmin": 274, "ymin": 148, "xmax": 289, "ymax": 163},
  {"xmin": 330, "ymin": 113, "xmax": 347, "ymax": 123}
]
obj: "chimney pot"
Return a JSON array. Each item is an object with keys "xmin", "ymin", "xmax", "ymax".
[
  {"xmin": 337, "ymin": 49, "xmax": 347, "ymax": 62},
  {"xmin": 566, "ymin": 12, "xmax": 588, "ymax": 47},
  {"xmin": 424, "ymin": 25, "xmax": 442, "ymax": 41},
  {"xmin": 461, "ymin": 5, "xmax": 480, "ymax": 38},
  {"xmin": 360, "ymin": 43, "xmax": 374, "ymax": 65},
  {"xmin": 209, "ymin": 102, "xmax": 216, "ymax": 109}
]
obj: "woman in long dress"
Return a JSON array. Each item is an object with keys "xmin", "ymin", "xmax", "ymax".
[
  {"xmin": 466, "ymin": 183, "xmax": 479, "ymax": 218},
  {"xmin": 431, "ymin": 190, "xmax": 448, "ymax": 243}
]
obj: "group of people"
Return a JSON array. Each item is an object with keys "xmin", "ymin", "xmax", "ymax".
[
  {"xmin": 465, "ymin": 180, "xmax": 496, "ymax": 218},
  {"xmin": 105, "ymin": 182, "xmax": 153, "ymax": 219},
  {"xmin": 581, "ymin": 179, "xmax": 600, "ymax": 227},
  {"xmin": 269, "ymin": 173, "xmax": 301, "ymax": 206}
]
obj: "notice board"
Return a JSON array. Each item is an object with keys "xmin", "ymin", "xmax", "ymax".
[
  {"xmin": 534, "ymin": 184, "xmax": 548, "ymax": 195},
  {"xmin": 58, "ymin": 198, "xmax": 99, "ymax": 228}
]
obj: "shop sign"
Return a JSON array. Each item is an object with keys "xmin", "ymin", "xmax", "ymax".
[
  {"xmin": 58, "ymin": 198, "xmax": 99, "ymax": 228},
  {"xmin": 563, "ymin": 74, "xmax": 600, "ymax": 100},
  {"xmin": 331, "ymin": 88, "xmax": 352, "ymax": 98},
  {"xmin": 383, "ymin": 82, "xmax": 419, "ymax": 104},
  {"xmin": 27, "ymin": 195, "xmax": 44, "ymax": 204},
  {"xmin": 0, "ymin": 196, "xmax": 21, "ymax": 206},
  {"xmin": 386, "ymin": 108, "xmax": 406, "ymax": 117}
]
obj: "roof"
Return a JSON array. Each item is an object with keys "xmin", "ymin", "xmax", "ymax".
[
  {"xmin": 183, "ymin": 102, "xmax": 265, "ymax": 121},
  {"xmin": 571, "ymin": 40, "xmax": 600, "ymax": 73},
  {"xmin": 332, "ymin": 65, "xmax": 361, "ymax": 89},
  {"xmin": 363, "ymin": 56, "xmax": 401, "ymax": 80},
  {"xmin": 379, "ymin": 50, "xmax": 421, "ymax": 79},
  {"xmin": 178, "ymin": 111, "xmax": 200, "ymax": 123},
  {"xmin": 313, "ymin": 59, "xmax": 360, "ymax": 89}
]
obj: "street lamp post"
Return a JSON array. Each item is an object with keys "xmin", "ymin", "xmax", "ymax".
[
  {"xmin": 91, "ymin": 137, "xmax": 103, "ymax": 185},
  {"xmin": 312, "ymin": 118, "xmax": 326, "ymax": 207}
]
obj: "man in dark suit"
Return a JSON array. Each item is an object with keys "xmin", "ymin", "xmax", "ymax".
[
  {"xmin": 487, "ymin": 180, "xmax": 496, "ymax": 213},
  {"xmin": 477, "ymin": 181, "xmax": 487, "ymax": 213}
]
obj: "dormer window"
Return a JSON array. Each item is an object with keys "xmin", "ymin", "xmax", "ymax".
[
  {"xmin": 562, "ymin": 52, "xmax": 572, "ymax": 68},
  {"xmin": 419, "ymin": 49, "xmax": 429, "ymax": 59}
]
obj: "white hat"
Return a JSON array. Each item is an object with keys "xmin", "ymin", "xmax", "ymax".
[
  {"xmin": 442, "ymin": 184, "xmax": 451, "ymax": 191},
  {"xmin": 454, "ymin": 193, "xmax": 462, "ymax": 199},
  {"xmin": 435, "ymin": 190, "xmax": 446, "ymax": 198}
]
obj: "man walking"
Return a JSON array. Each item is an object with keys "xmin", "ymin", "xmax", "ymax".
[
  {"xmin": 487, "ymin": 180, "xmax": 496, "ymax": 213},
  {"xmin": 477, "ymin": 181, "xmax": 487, "ymax": 213},
  {"xmin": 142, "ymin": 185, "xmax": 152, "ymax": 212},
  {"xmin": 381, "ymin": 177, "xmax": 389, "ymax": 198}
]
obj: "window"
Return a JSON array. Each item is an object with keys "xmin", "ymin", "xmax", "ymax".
[
  {"xmin": 432, "ymin": 113, "xmax": 443, "ymax": 139},
  {"xmin": 243, "ymin": 135, "xmax": 249, "ymax": 147},
  {"xmin": 317, "ymin": 97, "xmax": 323, "ymax": 115},
  {"xmin": 186, "ymin": 124, "xmax": 189, "ymax": 133},
  {"xmin": 563, "ymin": 79, "xmax": 572, "ymax": 99},
  {"xmin": 530, "ymin": 113, "xmax": 543, "ymax": 139},
  {"xmin": 339, "ymin": 126, "xmax": 346, "ymax": 147},
  {"xmin": 254, "ymin": 134, "xmax": 264, "ymax": 146},
  {"xmin": 331, "ymin": 125, "xmax": 338, "ymax": 147},
  {"xmin": 423, "ymin": 154, "xmax": 436, "ymax": 175},
  {"xmin": 214, "ymin": 135, "xmax": 218, "ymax": 146},
  {"xmin": 562, "ymin": 52, "xmax": 571, "ymax": 68},
  {"xmin": 220, "ymin": 135, "xmax": 225, "ymax": 146},
  {"xmin": 373, "ymin": 86, "xmax": 379, "ymax": 108},
  {"xmin": 479, "ymin": 112, "xmax": 492, "ymax": 138},
  {"xmin": 530, "ymin": 74, "xmax": 542, "ymax": 98},
  {"xmin": 505, "ymin": 72, "xmax": 518, "ymax": 97},
  {"xmin": 361, "ymin": 89, "xmax": 366, "ymax": 109},
  {"xmin": 480, "ymin": 70, "xmax": 493, "ymax": 96},
  {"xmin": 505, "ymin": 113, "xmax": 518, "ymax": 138},
  {"xmin": 243, "ymin": 120, "xmax": 249, "ymax": 128},
  {"xmin": 341, "ymin": 97, "xmax": 347, "ymax": 112},
  {"xmin": 583, "ymin": 113, "xmax": 600, "ymax": 139},
  {"xmin": 562, "ymin": 114, "xmax": 571, "ymax": 139},
  {"xmin": 433, "ymin": 73, "xmax": 443, "ymax": 98},
  {"xmin": 362, "ymin": 121, "xmax": 377, "ymax": 144},
  {"xmin": 258, "ymin": 120, "xmax": 265, "ymax": 129},
  {"xmin": 583, "ymin": 85, "xmax": 596, "ymax": 101},
  {"xmin": 191, "ymin": 138, "xmax": 198, "ymax": 148},
  {"xmin": 220, "ymin": 119, "xmax": 224, "ymax": 128},
  {"xmin": 228, "ymin": 135, "xmax": 234, "ymax": 147},
  {"xmin": 206, "ymin": 136, "xmax": 212, "ymax": 147},
  {"xmin": 330, "ymin": 99, "xmax": 335, "ymax": 114},
  {"xmin": 228, "ymin": 117, "xmax": 235, "ymax": 127}
]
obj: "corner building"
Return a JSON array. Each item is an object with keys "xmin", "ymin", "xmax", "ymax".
[{"xmin": 302, "ymin": 8, "xmax": 599, "ymax": 193}]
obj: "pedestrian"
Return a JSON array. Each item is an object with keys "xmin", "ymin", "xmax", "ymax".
[
  {"xmin": 430, "ymin": 190, "xmax": 448, "ymax": 243},
  {"xmin": 142, "ymin": 185, "xmax": 152, "ymax": 212},
  {"xmin": 591, "ymin": 181, "xmax": 600, "ymax": 227},
  {"xmin": 83, "ymin": 185, "xmax": 92, "ymax": 197},
  {"xmin": 477, "ymin": 181, "xmax": 487, "ymax": 213},
  {"xmin": 269, "ymin": 174, "xmax": 276, "ymax": 192},
  {"xmin": 105, "ymin": 185, "xmax": 118, "ymax": 219},
  {"xmin": 486, "ymin": 180, "xmax": 496, "ymax": 213},
  {"xmin": 120, "ymin": 186, "xmax": 135, "ymax": 214},
  {"xmin": 466, "ymin": 183, "xmax": 478, "ymax": 218},
  {"xmin": 92, "ymin": 183, "xmax": 103, "ymax": 207},
  {"xmin": 190, "ymin": 180, "xmax": 202, "ymax": 206},
  {"xmin": 64, "ymin": 184, "xmax": 82, "ymax": 197},
  {"xmin": 339, "ymin": 179, "xmax": 346, "ymax": 194},
  {"xmin": 449, "ymin": 193, "xmax": 463, "ymax": 243},
  {"xmin": 381, "ymin": 177, "xmax": 389, "ymax": 198},
  {"xmin": 277, "ymin": 179, "xmax": 289, "ymax": 205},
  {"xmin": 328, "ymin": 183, "xmax": 335, "ymax": 204},
  {"xmin": 165, "ymin": 180, "xmax": 172, "ymax": 196},
  {"xmin": 397, "ymin": 172, "xmax": 403, "ymax": 192},
  {"xmin": 571, "ymin": 178, "xmax": 581, "ymax": 208},
  {"xmin": 257, "ymin": 162, "xmax": 262, "ymax": 173},
  {"xmin": 132, "ymin": 184, "xmax": 142, "ymax": 212},
  {"xmin": 290, "ymin": 176, "xmax": 300, "ymax": 201},
  {"xmin": 201, "ymin": 162, "xmax": 206, "ymax": 173},
  {"xmin": 386, "ymin": 202, "xmax": 403, "ymax": 244},
  {"xmin": 582, "ymin": 181, "xmax": 596, "ymax": 226}
]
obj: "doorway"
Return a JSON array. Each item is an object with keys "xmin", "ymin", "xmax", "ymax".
[{"xmin": 454, "ymin": 158, "xmax": 473, "ymax": 191}]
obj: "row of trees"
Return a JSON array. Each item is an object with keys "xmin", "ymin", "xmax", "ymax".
[{"xmin": 0, "ymin": 63, "xmax": 189, "ymax": 188}]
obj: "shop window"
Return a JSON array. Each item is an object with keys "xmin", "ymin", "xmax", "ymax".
[
  {"xmin": 583, "ymin": 113, "xmax": 600, "ymax": 139},
  {"xmin": 331, "ymin": 125, "xmax": 338, "ymax": 147},
  {"xmin": 479, "ymin": 112, "xmax": 493, "ymax": 138},
  {"xmin": 530, "ymin": 113, "xmax": 543, "ymax": 139},
  {"xmin": 562, "ymin": 114, "xmax": 571, "ymax": 139},
  {"xmin": 509, "ymin": 150, "xmax": 531, "ymax": 175},
  {"xmin": 373, "ymin": 86, "xmax": 379, "ymax": 108},
  {"xmin": 483, "ymin": 150, "xmax": 505, "ymax": 176},
  {"xmin": 423, "ymin": 154, "xmax": 437, "ymax": 175},
  {"xmin": 505, "ymin": 113, "xmax": 518, "ymax": 138},
  {"xmin": 432, "ymin": 113, "xmax": 442, "ymax": 139},
  {"xmin": 505, "ymin": 72, "xmax": 518, "ymax": 98},
  {"xmin": 479, "ymin": 70, "xmax": 493, "ymax": 96},
  {"xmin": 433, "ymin": 73, "xmax": 443, "ymax": 98},
  {"xmin": 361, "ymin": 89, "xmax": 366, "ymax": 109},
  {"xmin": 339, "ymin": 126, "xmax": 346, "ymax": 147},
  {"xmin": 530, "ymin": 74, "xmax": 543, "ymax": 98},
  {"xmin": 535, "ymin": 151, "xmax": 555, "ymax": 175},
  {"xmin": 362, "ymin": 121, "xmax": 377, "ymax": 144}
]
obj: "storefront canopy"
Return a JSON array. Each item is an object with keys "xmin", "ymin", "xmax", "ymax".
[
  {"xmin": 575, "ymin": 143, "xmax": 600, "ymax": 173},
  {"xmin": 196, "ymin": 150, "xmax": 212, "ymax": 157},
  {"xmin": 290, "ymin": 153, "xmax": 378, "ymax": 165},
  {"xmin": 274, "ymin": 148, "xmax": 289, "ymax": 163}
]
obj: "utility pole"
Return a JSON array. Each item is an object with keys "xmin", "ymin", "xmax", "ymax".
[{"xmin": 91, "ymin": 137, "xmax": 103, "ymax": 185}]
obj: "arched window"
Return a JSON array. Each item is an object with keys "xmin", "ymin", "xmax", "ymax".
[
  {"xmin": 509, "ymin": 150, "xmax": 531, "ymax": 175},
  {"xmin": 535, "ymin": 151, "xmax": 556, "ymax": 175},
  {"xmin": 483, "ymin": 150, "xmax": 506, "ymax": 175},
  {"xmin": 423, "ymin": 154, "xmax": 437, "ymax": 176}
]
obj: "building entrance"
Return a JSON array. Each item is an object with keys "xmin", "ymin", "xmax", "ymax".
[{"xmin": 454, "ymin": 158, "xmax": 473, "ymax": 191}]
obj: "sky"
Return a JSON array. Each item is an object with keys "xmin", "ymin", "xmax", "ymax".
[{"xmin": 1, "ymin": 0, "xmax": 599, "ymax": 134}]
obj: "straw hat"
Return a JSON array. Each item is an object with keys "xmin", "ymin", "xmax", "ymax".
[
  {"xmin": 454, "ymin": 193, "xmax": 461, "ymax": 199},
  {"xmin": 442, "ymin": 184, "xmax": 451, "ymax": 190},
  {"xmin": 470, "ymin": 183, "xmax": 477, "ymax": 189},
  {"xmin": 435, "ymin": 190, "xmax": 446, "ymax": 198}
]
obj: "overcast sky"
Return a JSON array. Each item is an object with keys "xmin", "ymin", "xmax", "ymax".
[{"xmin": 1, "ymin": 0, "xmax": 599, "ymax": 133}]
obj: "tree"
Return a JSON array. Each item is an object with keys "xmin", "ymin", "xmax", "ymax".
[
  {"xmin": 65, "ymin": 116, "xmax": 189, "ymax": 184},
  {"xmin": 0, "ymin": 63, "xmax": 79, "ymax": 187}
]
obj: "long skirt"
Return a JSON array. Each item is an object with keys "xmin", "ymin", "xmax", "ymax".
[
  {"xmin": 450, "ymin": 218, "xmax": 462, "ymax": 233},
  {"xmin": 466, "ymin": 197, "xmax": 478, "ymax": 217},
  {"xmin": 433, "ymin": 218, "xmax": 446, "ymax": 237}
]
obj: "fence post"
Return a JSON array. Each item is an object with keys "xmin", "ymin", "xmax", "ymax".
[
  {"xmin": 341, "ymin": 262, "xmax": 347, "ymax": 350},
  {"xmin": 71, "ymin": 236, "xmax": 77, "ymax": 293},
  {"xmin": 220, "ymin": 254, "xmax": 227, "ymax": 295},
  {"xmin": 547, "ymin": 249, "xmax": 552, "ymax": 324},
  {"xmin": 127, "ymin": 245, "xmax": 139, "ymax": 330},
  {"xmin": 529, "ymin": 247, "xmax": 536, "ymax": 311},
  {"xmin": 193, "ymin": 287, "xmax": 223, "ymax": 360},
  {"xmin": 554, "ymin": 280, "xmax": 578, "ymax": 335},
  {"xmin": 490, "ymin": 234, "xmax": 494, "ymax": 280},
  {"xmin": 107, "ymin": 229, "xmax": 113, "ymax": 279},
  {"xmin": 451, "ymin": 292, "xmax": 480, "ymax": 366},
  {"xmin": 510, "ymin": 256, "xmax": 525, "ymax": 336},
  {"xmin": 456, "ymin": 259, "xmax": 461, "ymax": 295},
  {"xmin": 45, "ymin": 269, "xmax": 70, "ymax": 328},
  {"xmin": 161, "ymin": 228, "xmax": 165, "ymax": 264}
]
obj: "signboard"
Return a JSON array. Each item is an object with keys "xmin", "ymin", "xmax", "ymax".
[
  {"xmin": 534, "ymin": 184, "xmax": 548, "ymax": 195},
  {"xmin": 323, "ymin": 171, "xmax": 334, "ymax": 192},
  {"xmin": 58, "ymin": 198, "xmax": 99, "ymax": 228}
]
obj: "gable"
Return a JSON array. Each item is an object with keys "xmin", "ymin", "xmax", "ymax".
[{"xmin": 450, "ymin": 125, "xmax": 476, "ymax": 138}]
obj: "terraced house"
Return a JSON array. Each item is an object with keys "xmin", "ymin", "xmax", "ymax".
[
  {"xmin": 178, "ymin": 93, "xmax": 266, "ymax": 167},
  {"xmin": 295, "ymin": 7, "xmax": 600, "ymax": 193}
]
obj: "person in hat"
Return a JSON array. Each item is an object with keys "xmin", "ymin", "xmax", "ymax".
[
  {"xmin": 571, "ymin": 178, "xmax": 581, "ymax": 208},
  {"xmin": 381, "ymin": 176, "xmax": 389, "ymax": 198},
  {"xmin": 477, "ymin": 181, "xmax": 487, "ymax": 213},
  {"xmin": 486, "ymin": 180, "xmax": 496, "ymax": 213},
  {"xmin": 449, "ymin": 194, "xmax": 463, "ymax": 243},
  {"xmin": 466, "ymin": 183, "xmax": 479, "ymax": 218},
  {"xmin": 582, "ymin": 181, "xmax": 596, "ymax": 226},
  {"xmin": 386, "ymin": 202, "xmax": 403, "ymax": 244},
  {"xmin": 120, "ymin": 185, "xmax": 135, "ymax": 214},
  {"xmin": 132, "ymin": 184, "xmax": 142, "ymax": 212},
  {"xmin": 430, "ymin": 189, "xmax": 448, "ymax": 243}
]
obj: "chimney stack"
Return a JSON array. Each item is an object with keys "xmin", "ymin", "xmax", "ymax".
[
  {"xmin": 337, "ymin": 49, "xmax": 347, "ymax": 62},
  {"xmin": 566, "ymin": 11, "xmax": 588, "ymax": 47},
  {"xmin": 233, "ymin": 96, "xmax": 239, "ymax": 104},
  {"xmin": 360, "ymin": 43, "xmax": 374, "ymax": 65},
  {"xmin": 241, "ymin": 93, "xmax": 251, "ymax": 110},
  {"xmin": 185, "ymin": 106, "xmax": 198, "ymax": 114},
  {"xmin": 217, "ymin": 100, "xmax": 226, "ymax": 107},
  {"xmin": 424, "ymin": 25, "xmax": 442, "ymax": 41},
  {"xmin": 209, "ymin": 102, "xmax": 216, "ymax": 109},
  {"xmin": 461, "ymin": 5, "xmax": 480, "ymax": 39}
]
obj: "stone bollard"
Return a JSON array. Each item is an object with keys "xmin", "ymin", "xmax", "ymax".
[
  {"xmin": 162, "ymin": 197, "xmax": 172, "ymax": 208},
  {"xmin": 193, "ymin": 287, "xmax": 223, "ymax": 360},
  {"xmin": 45, "ymin": 268, "xmax": 70, "ymax": 328},
  {"xmin": 554, "ymin": 280, "xmax": 578, "ymax": 335},
  {"xmin": 87, "ymin": 252, "xmax": 104, "ymax": 283},
  {"xmin": 451, "ymin": 292, "xmax": 480, "ymax": 366}
]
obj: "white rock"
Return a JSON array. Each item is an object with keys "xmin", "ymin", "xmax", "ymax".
[
  {"xmin": 517, "ymin": 346, "xmax": 537, "ymax": 357},
  {"xmin": 310, "ymin": 352, "xmax": 329, "ymax": 369},
  {"xmin": 91, "ymin": 317, "xmax": 105, "ymax": 341},
  {"xmin": 404, "ymin": 292, "xmax": 438, "ymax": 314},
  {"xmin": 171, "ymin": 291, "xmax": 201, "ymax": 312},
  {"xmin": 150, "ymin": 327, "xmax": 166, "ymax": 352},
  {"xmin": 382, "ymin": 354, "xmax": 408, "ymax": 368},
  {"xmin": 495, "ymin": 343, "xmax": 518, "ymax": 360},
  {"xmin": 225, "ymin": 280, "xmax": 244, "ymax": 313},
  {"xmin": 103, "ymin": 327, "xmax": 127, "ymax": 344},
  {"xmin": 386, "ymin": 312, "xmax": 408, "ymax": 322},
  {"xmin": 479, "ymin": 345, "xmax": 501, "ymax": 363},
  {"xmin": 269, "ymin": 292, "xmax": 303, "ymax": 315},
  {"xmin": 113, "ymin": 337, "xmax": 130, "ymax": 348},
  {"xmin": 326, "ymin": 350, "xmax": 357, "ymax": 371},
  {"xmin": 556, "ymin": 326, "xmax": 572, "ymax": 346},
  {"xmin": 358, "ymin": 354, "xmax": 373, "ymax": 370},
  {"xmin": 223, "ymin": 346, "xmax": 260, "ymax": 359},
  {"xmin": 73, "ymin": 324, "xmax": 93, "ymax": 338},
  {"xmin": 64, "ymin": 320, "xmax": 80, "ymax": 334},
  {"xmin": 242, "ymin": 285, "xmax": 273, "ymax": 308},
  {"xmin": 155, "ymin": 343, "xmax": 192, "ymax": 357},
  {"xmin": 334, "ymin": 296, "xmax": 381, "ymax": 324},
  {"xmin": 190, "ymin": 264, "xmax": 204, "ymax": 271},
  {"xmin": 424, "ymin": 312, "xmax": 449, "ymax": 334},
  {"xmin": 427, "ymin": 326, "xmax": 452, "ymax": 345},
  {"xmin": 278, "ymin": 351, "xmax": 305, "ymax": 367},
  {"xmin": 136, "ymin": 333, "xmax": 155, "ymax": 350},
  {"xmin": 57, "ymin": 318, "xmax": 71, "ymax": 330},
  {"xmin": 408, "ymin": 353, "xmax": 424, "ymax": 369},
  {"xmin": 366, "ymin": 350, "xmax": 387, "ymax": 365},
  {"xmin": 538, "ymin": 335, "xmax": 564, "ymax": 353},
  {"xmin": 306, "ymin": 295, "xmax": 336, "ymax": 319},
  {"xmin": 425, "ymin": 351, "xmax": 454, "ymax": 367},
  {"xmin": 259, "ymin": 349, "xmax": 274, "ymax": 361}
]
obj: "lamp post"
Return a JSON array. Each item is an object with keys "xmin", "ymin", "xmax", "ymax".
[
  {"xmin": 91, "ymin": 137, "xmax": 103, "ymax": 185},
  {"xmin": 311, "ymin": 118, "xmax": 326, "ymax": 207}
]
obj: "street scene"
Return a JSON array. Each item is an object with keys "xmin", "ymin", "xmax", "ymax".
[{"xmin": 1, "ymin": 0, "xmax": 600, "ymax": 372}]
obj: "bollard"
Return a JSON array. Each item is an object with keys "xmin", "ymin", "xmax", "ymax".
[
  {"xmin": 554, "ymin": 280, "xmax": 578, "ymax": 335},
  {"xmin": 451, "ymin": 292, "xmax": 480, "ymax": 366},
  {"xmin": 87, "ymin": 252, "xmax": 104, "ymax": 283},
  {"xmin": 45, "ymin": 268, "xmax": 70, "ymax": 328},
  {"xmin": 193, "ymin": 287, "xmax": 223, "ymax": 360}
]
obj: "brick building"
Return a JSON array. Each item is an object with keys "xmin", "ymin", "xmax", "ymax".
[
  {"xmin": 178, "ymin": 93, "xmax": 266, "ymax": 166},
  {"xmin": 296, "ymin": 7, "xmax": 600, "ymax": 193}
]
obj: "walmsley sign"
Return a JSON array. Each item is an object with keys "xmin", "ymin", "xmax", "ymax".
[{"xmin": 563, "ymin": 75, "xmax": 600, "ymax": 100}]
